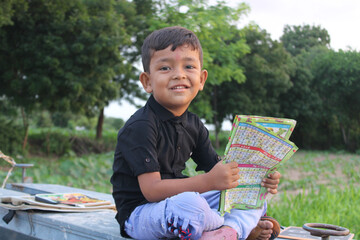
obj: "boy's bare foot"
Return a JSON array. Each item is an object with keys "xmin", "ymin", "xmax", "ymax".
[{"xmin": 247, "ymin": 216, "xmax": 280, "ymax": 240}]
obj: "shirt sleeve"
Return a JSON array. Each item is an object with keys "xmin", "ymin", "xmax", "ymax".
[
  {"xmin": 190, "ymin": 119, "xmax": 220, "ymax": 172},
  {"xmin": 116, "ymin": 120, "xmax": 160, "ymax": 176}
]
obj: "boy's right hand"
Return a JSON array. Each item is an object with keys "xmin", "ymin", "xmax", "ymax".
[{"xmin": 207, "ymin": 161, "xmax": 239, "ymax": 190}]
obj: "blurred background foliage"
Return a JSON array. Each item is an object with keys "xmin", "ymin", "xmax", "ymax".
[{"xmin": 1, "ymin": 0, "xmax": 360, "ymax": 156}]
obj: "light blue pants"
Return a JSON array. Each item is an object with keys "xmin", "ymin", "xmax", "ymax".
[{"xmin": 125, "ymin": 191, "xmax": 266, "ymax": 240}]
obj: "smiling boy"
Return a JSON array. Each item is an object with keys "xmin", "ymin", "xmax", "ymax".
[{"xmin": 111, "ymin": 26, "xmax": 279, "ymax": 240}]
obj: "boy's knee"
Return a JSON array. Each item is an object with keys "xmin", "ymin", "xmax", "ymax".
[
  {"xmin": 165, "ymin": 192, "xmax": 224, "ymax": 237},
  {"xmin": 168, "ymin": 192, "xmax": 208, "ymax": 212}
]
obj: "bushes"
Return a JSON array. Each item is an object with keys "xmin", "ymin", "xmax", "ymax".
[
  {"xmin": 0, "ymin": 119, "xmax": 23, "ymax": 155},
  {"xmin": 209, "ymin": 130, "xmax": 230, "ymax": 154},
  {"xmin": 27, "ymin": 128, "xmax": 117, "ymax": 157},
  {"xmin": 28, "ymin": 130, "xmax": 72, "ymax": 156}
]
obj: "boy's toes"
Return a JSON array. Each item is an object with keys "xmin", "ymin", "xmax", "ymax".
[
  {"xmin": 255, "ymin": 220, "xmax": 273, "ymax": 239},
  {"xmin": 246, "ymin": 216, "xmax": 280, "ymax": 240}
]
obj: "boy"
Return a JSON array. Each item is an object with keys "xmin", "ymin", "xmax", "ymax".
[{"xmin": 111, "ymin": 26, "xmax": 280, "ymax": 240}]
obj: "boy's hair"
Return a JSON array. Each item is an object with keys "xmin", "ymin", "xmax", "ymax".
[{"xmin": 141, "ymin": 26, "xmax": 203, "ymax": 73}]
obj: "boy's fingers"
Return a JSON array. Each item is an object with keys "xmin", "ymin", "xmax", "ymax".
[
  {"xmin": 267, "ymin": 188, "xmax": 278, "ymax": 194},
  {"xmin": 268, "ymin": 171, "xmax": 281, "ymax": 179},
  {"xmin": 263, "ymin": 178, "xmax": 280, "ymax": 185},
  {"xmin": 227, "ymin": 161, "xmax": 238, "ymax": 168},
  {"xmin": 262, "ymin": 180, "xmax": 278, "ymax": 189},
  {"xmin": 231, "ymin": 169, "xmax": 238, "ymax": 175}
]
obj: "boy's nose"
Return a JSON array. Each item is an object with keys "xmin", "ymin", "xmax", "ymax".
[{"xmin": 173, "ymin": 68, "xmax": 186, "ymax": 80}]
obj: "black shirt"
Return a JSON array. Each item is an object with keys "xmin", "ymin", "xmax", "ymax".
[{"xmin": 110, "ymin": 95, "xmax": 220, "ymax": 237}]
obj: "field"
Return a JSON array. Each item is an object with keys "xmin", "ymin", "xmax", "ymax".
[
  {"xmin": 267, "ymin": 151, "xmax": 359, "ymax": 238},
  {"xmin": 1, "ymin": 150, "xmax": 359, "ymax": 238}
]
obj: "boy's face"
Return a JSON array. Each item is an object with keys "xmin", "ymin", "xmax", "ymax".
[{"xmin": 140, "ymin": 45, "xmax": 207, "ymax": 116}]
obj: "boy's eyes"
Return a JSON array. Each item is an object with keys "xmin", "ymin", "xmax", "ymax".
[
  {"xmin": 159, "ymin": 65, "xmax": 195, "ymax": 71},
  {"xmin": 160, "ymin": 66, "xmax": 170, "ymax": 71}
]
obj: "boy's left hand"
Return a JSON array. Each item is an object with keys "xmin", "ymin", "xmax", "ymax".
[{"xmin": 261, "ymin": 171, "xmax": 281, "ymax": 194}]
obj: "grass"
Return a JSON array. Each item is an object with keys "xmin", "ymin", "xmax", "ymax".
[
  {"xmin": 1, "ymin": 150, "xmax": 359, "ymax": 238},
  {"xmin": 268, "ymin": 151, "xmax": 360, "ymax": 239},
  {"xmin": 0, "ymin": 152, "xmax": 114, "ymax": 193}
]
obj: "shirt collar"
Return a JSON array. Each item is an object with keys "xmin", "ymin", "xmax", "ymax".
[{"xmin": 147, "ymin": 95, "xmax": 188, "ymax": 126}]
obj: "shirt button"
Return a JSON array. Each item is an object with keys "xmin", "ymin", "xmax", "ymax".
[
  {"xmin": 145, "ymin": 158, "xmax": 150, "ymax": 163},
  {"xmin": 177, "ymin": 146, "xmax": 181, "ymax": 150}
]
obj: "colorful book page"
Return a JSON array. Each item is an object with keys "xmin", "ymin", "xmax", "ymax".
[
  {"xmin": 35, "ymin": 193, "xmax": 110, "ymax": 207},
  {"xmin": 220, "ymin": 115, "xmax": 298, "ymax": 214}
]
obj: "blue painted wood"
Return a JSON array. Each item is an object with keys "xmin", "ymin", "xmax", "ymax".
[{"xmin": 0, "ymin": 184, "xmax": 128, "ymax": 240}]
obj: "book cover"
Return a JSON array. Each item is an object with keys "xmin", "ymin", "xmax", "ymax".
[
  {"xmin": 1, "ymin": 195, "xmax": 115, "ymax": 212},
  {"xmin": 219, "ymin": 115, "xmax": 298, "ymax": 214},
  {"xmin": 35, "ymin": 193, "xmax": 111, "ymax": 207}
]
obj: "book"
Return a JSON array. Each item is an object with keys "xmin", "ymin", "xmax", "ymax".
[
  {"xmin": 0, "ymin": 195, "xmax": 115, "ymax": 212},
  {"xmin": 34, "ymin": 193, "xmax": 111, "ymax": 207},
  {"xmin": 219, "ymin": 115, "xmax": 298, "ymax": 214}
]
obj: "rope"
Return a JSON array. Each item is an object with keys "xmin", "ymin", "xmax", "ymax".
[{"xmin": 0, "ymin": 151, "xmax": 17, "ymax": 188}]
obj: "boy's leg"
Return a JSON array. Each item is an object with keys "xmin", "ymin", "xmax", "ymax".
[
  {"xmin": 201, "ymin": 190, "xmax": 267, "ymax": 239},
  {"xmin": 223, "ymin": 205, "xmax": 266, "ymax": 239},
  {"xmin": 124, "ymin": 191, "xmax": 224, "ymax": 240}
]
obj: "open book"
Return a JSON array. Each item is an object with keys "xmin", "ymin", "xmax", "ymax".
[
  {"xmin": 34, "ymin": 193, "xmax": 111, "ymax": 207},
  {"xmin": 219, "ymin": 115, "xmax": 298, "ymax": 214},
  {"xmin": 0, "ymin": 193, "xmax": 115, "ymax": 213}
]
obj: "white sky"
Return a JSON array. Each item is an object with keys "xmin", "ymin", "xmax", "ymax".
[
  {"xmin": 240, "ymin": 0, "xmax": 360, "ymax": 51},
  {"xmin": 105, "ymin": 0, "xmax": 360, "ymax": 126}
]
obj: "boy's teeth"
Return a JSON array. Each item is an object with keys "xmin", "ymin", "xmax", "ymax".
[{"xmin": 173, "ymin": 86, "xmax": 185, "ymax": 89}]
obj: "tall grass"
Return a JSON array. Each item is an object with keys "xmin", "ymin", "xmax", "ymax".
[
  {"xmin": 268, "ymin": 151, "xmax": 359, "ymax": 238},
  {"xmin": 268, "ymin": 186, "xmax": 359, "ymax": 238},
  {"xmin": 0, "ymin": 152, "xmax": 114, "ymax": 193}
]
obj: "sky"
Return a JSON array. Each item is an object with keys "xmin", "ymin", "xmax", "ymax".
[
  {"xmin": 240, "ymin": 0, "xmax": 360, "ymax": 51},
  {"xmin": 104, "ymin": 0, "xmax": 360, "ymax": 125}
]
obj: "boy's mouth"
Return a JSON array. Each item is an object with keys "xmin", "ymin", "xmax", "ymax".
[{"xmin": 170, "ymin": 85, "xmax": 189, "ymax": 90}]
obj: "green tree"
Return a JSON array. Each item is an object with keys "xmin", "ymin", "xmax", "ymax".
[
  {"xmin": 0, "ymin": 0, "xmax": 27, "ymax": 27},
  {"xmin": 113, "ymin": 0, "xmax": 156, "ymax": 106},
  {"xmin": 0, "ymin": 0, "xmax": 131, "ymax": 148},
  {"xmin": 281, "ymin": 24, "xmax": 330, "ymax": 56},
  {"xmin": 278, "ymin": 46, "xmax": 327, "ymax": 148},
  {"xmin": 279, "ymin": 25, "xmax": 333, "ymax": 149},
  {"xmin": 312, "ymin": 49, "xmax": 360, "ymax": 151},
  {"xmin": 93, "ymin": 0, "xmax": 157, "ymax": 139},
  {"xmin": 213, "ymin": 26, "xmax": 293, "ymax": 147}
]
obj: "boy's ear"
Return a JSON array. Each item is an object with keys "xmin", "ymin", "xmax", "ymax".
[
  {"xmin": 139, "ymin": 72, "xmax": 153, "ymax": 93},
  {"xmin": 199, "ymin": 69, "xmax": 208, "ymax": 91}
]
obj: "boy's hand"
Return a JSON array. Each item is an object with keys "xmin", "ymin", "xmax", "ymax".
[
  {"xmin": 207, "ymin": 161, "xmax": 240, "ymax": 190},
  {"xmin": 262, "ymin": 171, "xmax": 281, "ymax": 194}
]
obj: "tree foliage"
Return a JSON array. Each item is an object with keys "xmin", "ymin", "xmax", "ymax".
[
  {"xmin": 0, "ymin": 0, "xmax": 130, "ymax": 114},
  {"xmin": 279, "ymin": 24, "xmax": 360, "ymax": 151},
  {"xmin": 0, "ymin": 0, "xmax": 137, "ymax": 144},
  {"xmin": 212, "ymin": 25, "xmax": 293, "ymax": 145},
  {"xmin": 312, "ymin": 49, "xmax": 360, "ymax": 150},
  {"xmin": 279, "ymin": 46, "xmax": 328, "ymax": 148},
  {"xmin": 2, "ymin": 0, "xmax": 360, "ymax": 153},
  {"xmin": 281, "ymin": 24, "xmax": 330, "ymax": 56},
  {"xmin": 0, "ymin": 0, "xmax": 27, "ymax": 27}
]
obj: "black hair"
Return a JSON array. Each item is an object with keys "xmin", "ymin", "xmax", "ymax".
[{"xmin": 141, "ymin": 26, "xmax": 203, "ymax": 72}]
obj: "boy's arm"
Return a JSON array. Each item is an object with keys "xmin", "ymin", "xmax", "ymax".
[{"xmin": 138, "ymin": 161, "xmax": 239, "ymax": 202}]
